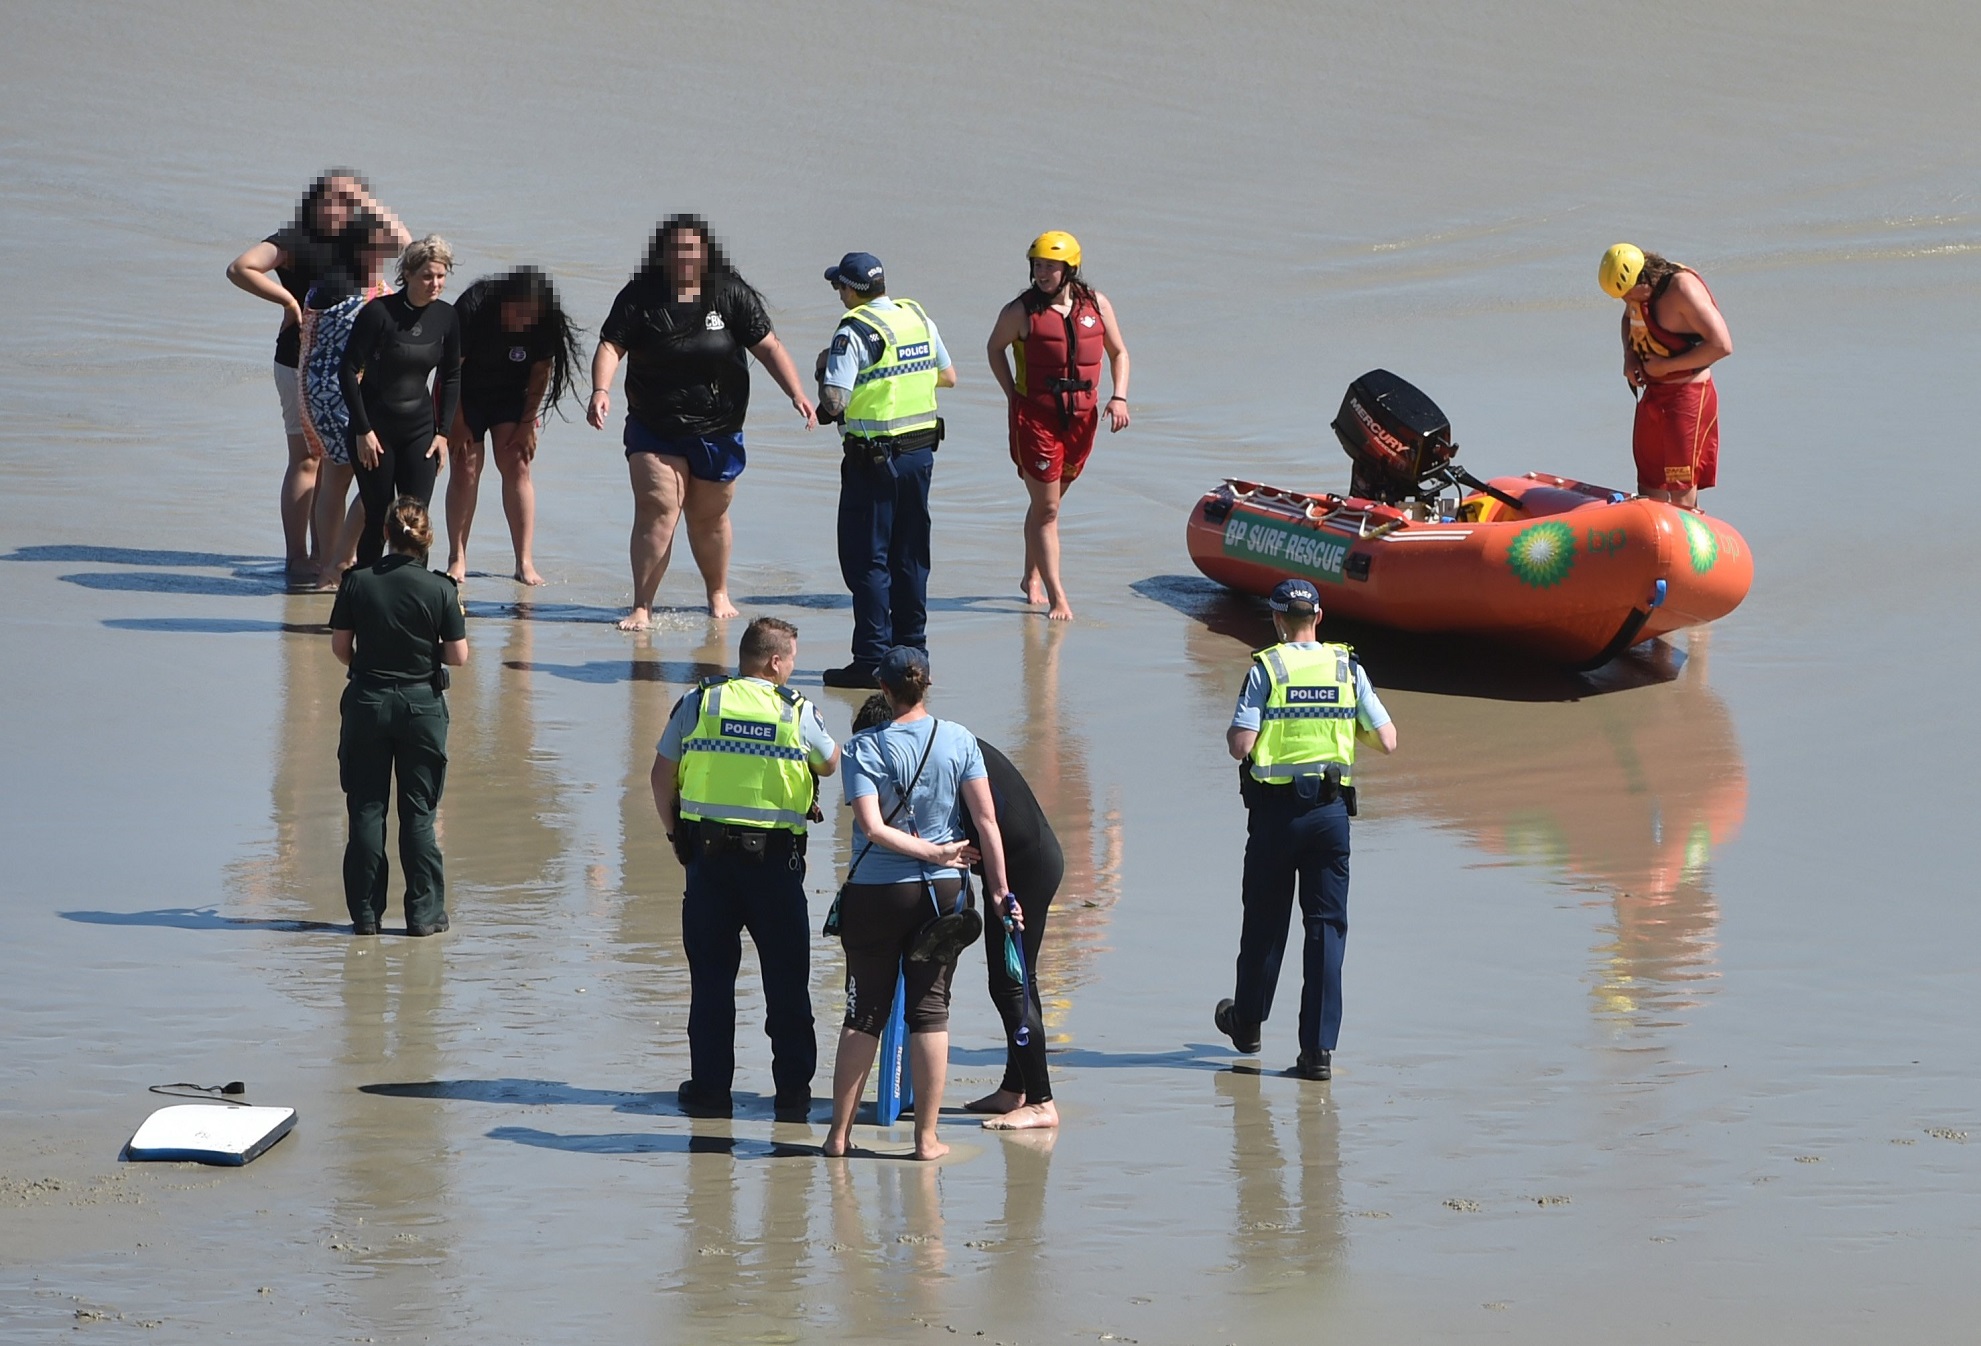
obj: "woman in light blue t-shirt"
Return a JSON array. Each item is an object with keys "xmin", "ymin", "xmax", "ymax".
[{"xmin": 823, "ymin": 647, "xmax": 1010, "ymax": 1162}]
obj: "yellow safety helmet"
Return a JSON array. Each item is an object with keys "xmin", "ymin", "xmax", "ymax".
[
  {"xmin": 1598, "ymin": 243, "xmax": 1645, "ymax": 298},
  {"xmin": 1028, "ymin": 230, "xmax": 1082, "ymax": 268}
]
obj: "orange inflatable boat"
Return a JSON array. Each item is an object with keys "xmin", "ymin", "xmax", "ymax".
[{"xmin": 1185, "ymin": 371, "xmax": 1753, "ymax": 667}]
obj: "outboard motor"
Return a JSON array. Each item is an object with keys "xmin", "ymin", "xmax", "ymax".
[{"xmin": 1330, "ymin": 369, "xmax": 1458, "ymax": 502}]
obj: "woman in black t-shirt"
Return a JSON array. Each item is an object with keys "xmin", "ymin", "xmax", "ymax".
[
  {"xmin": 586, "ymin": 215, "xmax": 816, "ymax": 629},
  {"xmin": 442, "ymin": 267, "xmax": 584, "ymax": 586},
  {"xmin": 226, "ymin": 169, "xmax": 409, "ymax": 583}
]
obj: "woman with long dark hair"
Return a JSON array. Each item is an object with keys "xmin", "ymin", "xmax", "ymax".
[
  {"xmin": 340, "ymin": 236, "xmax": 462, "ymax": 567},
  {"xmin": 444, "ymin": 266, "xmax": 584, "ymax": 585},
  {"xmin": 586, "ymin": 214, "xmax": 816, "ymax": 629},
  {"xmin": 227, "ymin": 169, "xmax": 409, "ymax": 584}
]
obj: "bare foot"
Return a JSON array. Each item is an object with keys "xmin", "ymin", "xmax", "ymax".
[
  {"xmin": 1046, "ymin": 603, "xmax": 1074, "ymax": 621},
  {"xmin": 966, "ymin": 1088, "xmax": 1025, "ymax": 1115},
  {"xmin": 514, "ymin": 564, "xmax": 546, "ymax": 586},
  {"xmin": 983, "ymin": 1101, "xmax": 1059, "ymax": 1131},
  {"xmin": 617, "ymin": 607, "xmax": 654, "ymax": 632},
  {"xmin": 822, "ymin": 1133, "xmax": 851, "ymax": 1158},
  {"xmin": 913, "ymin": 1138, "xmax": 950, "ymax": 1161},
  {"xmin": 446, "ymin": 558, "xmax": 467, "ymax": 583},
  {"xmin": 707, "ymin": 592, "xmax": 740, "ymax": 620},
  {"xmin": 1021, "ymin": 575, "xmax": 1046, "ymax": 605}
]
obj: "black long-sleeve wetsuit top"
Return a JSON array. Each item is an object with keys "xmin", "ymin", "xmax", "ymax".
[{"xmin": 340, "ymin": 291, "xmax": 462, "ymax": 444}]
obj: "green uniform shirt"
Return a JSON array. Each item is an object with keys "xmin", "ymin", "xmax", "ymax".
[{"xmin": 328, "ymin": 554, "xmax": 466, "ymax": 685}]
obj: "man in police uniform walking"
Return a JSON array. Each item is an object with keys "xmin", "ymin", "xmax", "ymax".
[
  {"xmin": 814, "ymin": 251, "xmax": 957, "ymax": 689},
  {"xmin": 1215, "ymin": 579, "xmax": 1398, "ymax": 1080},
  {"xmin": 652, "ymin": 617, "xmax": 839, "ymax": 1119}
]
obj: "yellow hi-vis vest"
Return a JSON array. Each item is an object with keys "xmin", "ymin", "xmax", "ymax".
[
  {"xmin": 1247, "ymin": 642, "xmax": 1358, "ymax": 787},
  {"xmin": 841, "ymin": 298, "xmax": 941, "ymax": 442},
  {"xmin": 677, "ymin": 677, "xmax": 816, "ymax": 833}
]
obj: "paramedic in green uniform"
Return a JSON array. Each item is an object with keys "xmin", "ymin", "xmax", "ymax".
[{"xmin": 329, "ymin": 495, "xmax": 468, "ymax": 936}]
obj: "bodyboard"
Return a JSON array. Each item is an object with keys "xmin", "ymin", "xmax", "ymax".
[
  {"xmin": 126, "ymin": 1104, "xmax": 297, "ymax": 1166},
  {"xmin": 876, "ymin": 966, "xmax": 913, "ymax": 1125}
]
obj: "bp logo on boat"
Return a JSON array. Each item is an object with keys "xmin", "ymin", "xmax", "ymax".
[
  {"xmin": 1506, "ymin": 521, "xmax": 1577, "ymax": 588},
  {"xmin": 1680, "ymin": 512, "xmax": 1718, "ymax": 574}
]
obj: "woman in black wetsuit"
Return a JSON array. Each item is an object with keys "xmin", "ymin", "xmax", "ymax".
[
  {"xmin": 341, "ymin": 236, "xmax": 462, "ymax": 568},
  {"xmin": 585, "ymin": 214, "xmax": 816, "ymax": 630},
  {"xmin": 442, "ymin": 266, "xmax": 584, "ymax": 585}
]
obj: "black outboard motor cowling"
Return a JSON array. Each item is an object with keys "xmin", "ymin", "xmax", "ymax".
[{"xmin": 1330, "ymin": 369, "xmax": 1457, "ymax": 501}]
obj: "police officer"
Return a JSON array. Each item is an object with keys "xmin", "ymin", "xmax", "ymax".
[
  {"xmin": 1214, "ymin": 579, "xmax": 1398, "ymax": 1080},
  {"xmin": 328, "ymin": 495, "xmax": 467, "ymax": 936},
  {"xmin": 814, "ymin": 252, "xmax": 956, "ymax": 689},
  {"xmin": 651, "ymin": 617, "xmax": 840, "ymax": 1119}
]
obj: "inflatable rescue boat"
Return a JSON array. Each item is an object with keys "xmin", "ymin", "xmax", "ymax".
[{"xmin": 1185, "ymin": 371, "xmax": 1752, "ymax": 667}]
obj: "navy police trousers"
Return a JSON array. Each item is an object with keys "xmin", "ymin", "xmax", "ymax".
[
  {"xmin": 1233, "ymin": 795, "xmax": 1350, "ymax": 1054},
  {"xmin": 836, "ymin": 446, "xmax": 932, "ymax": 670}
]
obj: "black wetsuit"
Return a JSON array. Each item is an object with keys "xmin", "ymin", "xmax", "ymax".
[
  {"xmin": 454, "ymin": 280, "xmax": 555, "ymax": 435},
  {"xmin": 341, "ymin": 292, "xmax": 461, "ymax": 565},
  {"xmin": 964, "ymin": 740, "xmax": 1064, "ymax": 1103}
]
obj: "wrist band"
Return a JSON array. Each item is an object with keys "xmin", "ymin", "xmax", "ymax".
[{"xmin": 1108, "ymin": 395, "xmax": 1127, "ymax": 403}]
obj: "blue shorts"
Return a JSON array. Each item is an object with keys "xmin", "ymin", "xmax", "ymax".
[{"xmin": 623, "ymin": 416, "xmax": 747, "ymax": 483}]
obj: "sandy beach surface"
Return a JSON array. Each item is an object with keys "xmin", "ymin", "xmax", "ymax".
[{"xmin": 3, "ymin": 1, "xmax": 1978, "ymax": 1341}]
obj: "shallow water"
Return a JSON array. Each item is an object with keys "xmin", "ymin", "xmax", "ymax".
[{"xmin": 4, "ymin": 1, "xmax": 1980, "ymax": 1342}]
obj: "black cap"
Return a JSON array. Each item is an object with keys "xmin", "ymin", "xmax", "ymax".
[
  {"xmin": 1268, "ymin": 578, "xmax": 1322, "ymax": 613},
  {"xmin": 824, "ymin": 251, "xmax": 885, "ymax": 294}
]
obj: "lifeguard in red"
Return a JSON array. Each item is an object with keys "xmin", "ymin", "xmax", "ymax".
[
  {"xmin": 987, "ymin": 231, "xmax": 1130, "ymax": 619},
  {"xmin": 1598, "ymin": 244, "xmax": 1733, "ymax": 509}
]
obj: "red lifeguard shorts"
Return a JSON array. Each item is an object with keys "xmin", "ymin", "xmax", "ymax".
[
  {"xmin": 1010, "ymin": 398, "xmax": 1100, "ymax": 485},
  {"xmin": 1633, "ymin": 379, "xmax": 1719, "ymax": 495}
]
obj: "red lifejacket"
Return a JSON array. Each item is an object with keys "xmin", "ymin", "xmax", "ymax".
[
  {"xmin": 1627, "ymin": 269, "xmax": 1715, "ymax": 370},
  {"xmin": 1014, "ymin": 287, "xmax": 1105, "ymax": 422}
]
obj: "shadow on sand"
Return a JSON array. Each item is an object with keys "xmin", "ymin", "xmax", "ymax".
[
  {"xmin": 488, "ymin": 1127, "xmax": 815, "ymax": 1158},
  {"xmin": 1, "ymin": 545, "xmax": 277, "ymax": 569},
  {"xmin": 102, "ymin": 617, "xmax": 331, "ymax": 635},
  {"xmin": 503, "ymin": 659, "xmax": 729, "ymax": 685},
  {"xmin": 1132, "ymin": 573, "xmax": 1684, "ymax": 702},
  {"xmin": 60, "ymin": 907, "xmax": 347, "ymax": 933}
]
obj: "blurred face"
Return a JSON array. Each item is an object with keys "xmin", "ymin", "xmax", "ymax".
[
  {"xmin": 405, "ymin": 259, "xmax": 449, "ymax": 305},
  {"xmin": 1622, "ymin": 281, "xmax": 1652, "ymax": 304},
  {"xmin": 1030, "ymin": 258, "xmax": 1068, "ymax": 292},
  {"xmin": 314, "ymin": 176, "xmax": 364, "ymax": 235},
  {"xmin": 499, "ymin": 298, "xmax": 541, "ymax": 333},
  {"xmin": 664, "ymin": 229, "xmax": 707, "ymax": 287}
]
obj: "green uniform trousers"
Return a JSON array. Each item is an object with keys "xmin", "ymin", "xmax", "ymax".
[{"xmin": 339, "ymin": 680, "xmax": 450, "ymax": 930}]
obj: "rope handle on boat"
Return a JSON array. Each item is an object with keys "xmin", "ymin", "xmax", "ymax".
[{"xmin": 149, "ymin": 1081, "xmax": 252, "ymax": 1106}]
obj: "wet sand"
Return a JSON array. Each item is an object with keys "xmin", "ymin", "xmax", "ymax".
[{"xmin": 4, "ymin": 1, "xmax": 1981, "ymax": 1341}]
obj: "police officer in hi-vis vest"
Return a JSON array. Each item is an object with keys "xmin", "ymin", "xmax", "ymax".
[
  {"xmin": 652, "ymin": 617, "xmax": 840, "ymax": 1119},
  {"xmin": 1215, "ymin": 579, "xmax": 1398, "ymax": 1080},
  {"xmin": 814, "ymin": 252, "xmax": 957, "ymax": 689}
]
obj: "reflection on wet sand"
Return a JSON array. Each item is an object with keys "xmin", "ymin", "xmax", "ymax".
[
  {"xmin": 664, "ymin": 1142, "xmax": 822, "ymax": 1338},
  {"xmin": 1216, "ymin": 1069, "xmax": 1342, "ymax": 1296},
  {"xmin": 1382, "ymin": 635, "xmax": 1745, "ymax": 1030},
  {"xmin": 334, "ymin": 937, "xmax": 454, "ymax": 1336},
  {"xmin": 826, "ymin": 1160, "xmax": 949, "ymax": 1328},
  {"xmin": 227, "ymin": 594, "xmax": 350, "ymax": 921},
  {"xmin": 439, "ymin": 615, "xmax": 572, "ymax": 930},
  {"xmin": 1009, "ymin": 618, "xmax": 1125, "ymax": 1038}
]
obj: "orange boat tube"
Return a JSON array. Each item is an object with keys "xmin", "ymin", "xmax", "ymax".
[{"xmin": 1186, "ymin": 472, "xmax": 1753, "ymax": 666}]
